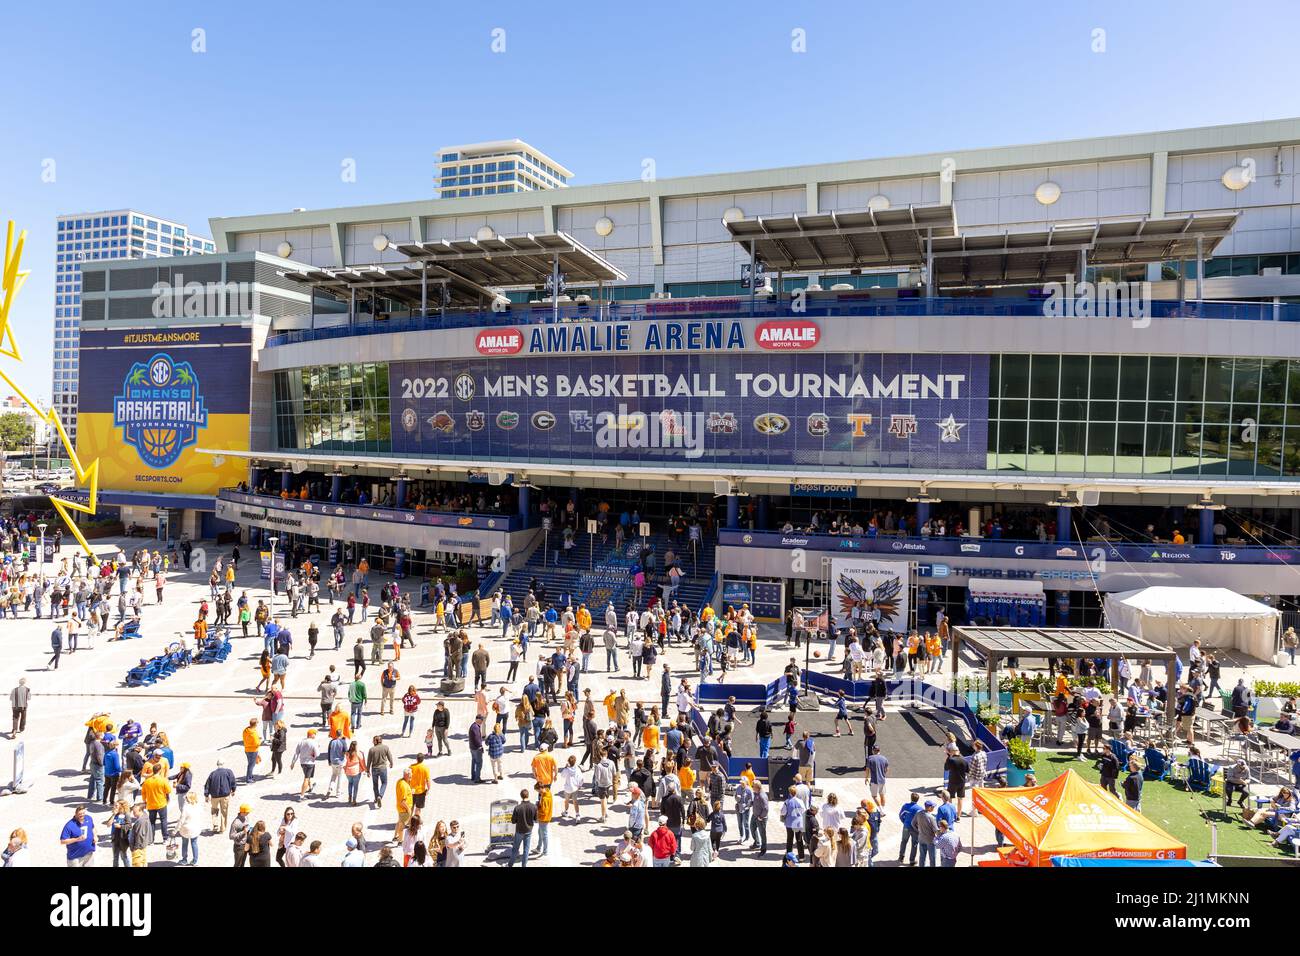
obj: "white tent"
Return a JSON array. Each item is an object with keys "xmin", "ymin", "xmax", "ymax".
[{"xmin": 1103, "ymin": 587, "xmax": 1281, "ymax": 662}]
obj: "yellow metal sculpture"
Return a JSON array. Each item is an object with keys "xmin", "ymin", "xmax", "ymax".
[{"xmin": 1, "ymin": 220, "xmax": 102, "ymax": 564}]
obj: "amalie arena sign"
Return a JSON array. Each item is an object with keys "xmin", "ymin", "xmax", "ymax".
[{"xmin": 475, "ymin": 319, "xmax": 822, "ymax": 357}]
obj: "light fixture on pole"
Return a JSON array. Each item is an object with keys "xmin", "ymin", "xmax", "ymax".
[
  {"xmin": 268, "ymin": 535, "xmax": 280, "ymax": 615},
  {"xmin": 1185, "ymin": 495, "xmax": 1225, "ymax": 511}
]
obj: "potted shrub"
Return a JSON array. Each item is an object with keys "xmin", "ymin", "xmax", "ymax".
[
  {"xmin": 976, "ymin": 703, "xmax": 1001, "ymax": 732},
  {"xmin": 1006, "ymin": 737, "xmax": 1037, "ymax": 787},
  {"xmin": 1251, "ymin": 680, "xmax": 1300, "ymax": 722}
]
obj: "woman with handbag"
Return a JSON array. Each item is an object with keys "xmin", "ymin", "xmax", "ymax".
[{"xmin": 247, "ymin": 820, "xmax": 273, "ymax": 867}]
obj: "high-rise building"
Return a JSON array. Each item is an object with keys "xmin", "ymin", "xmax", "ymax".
[
  {"xmin": 434, "ymin": 140, "xmax": 572, "ymax": 198},
  {"xmin": 53, "ymin": 209, "xmax": 215, "ymax": 443}
]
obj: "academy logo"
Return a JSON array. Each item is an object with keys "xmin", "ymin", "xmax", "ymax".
[
  {"xmin": 454, "ymin": 373, "xmax": 475, "ymax": 401},
  {"xmin": 806, "ymin": 413, "xmax": 830, "ymax": 437},
  {"xmin": 112, "ymin": 352, "xmax": 209, "ymax": 469},
  {"xmin": 706, "ymin": 412, "xmax": 737, "ymax": 434},
  {"xmin": 754, "ymin": 413, "xmax": 790, "ymax": 436},
  {"xmin": 531, "ymin": 410, "xmax": 556, "ymax": 431},
  {"xmin": 569, "ymin": 410, "xmax": 594, "ymax": 433},
  {"xmin": 465, "ymin": 410, "xmax": 486, "ymax": 431},
  {"xmin": 496, "ymin": 410, "xmax": 519, "ymax": 430}
]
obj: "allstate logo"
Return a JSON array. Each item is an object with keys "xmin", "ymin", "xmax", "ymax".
[{"xmin": 113, "ymin": 352, "xmax": 208, "ymax": 469}]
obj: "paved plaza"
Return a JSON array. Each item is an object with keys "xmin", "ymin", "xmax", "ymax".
[{"xmin": 1, "ymin": 535, "xmax": 1294, "ymax": 868}]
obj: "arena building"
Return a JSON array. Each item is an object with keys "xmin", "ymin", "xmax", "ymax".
[{"xmin": 77, "ymin": 117, "xmax": 1300, "ymax": 634}]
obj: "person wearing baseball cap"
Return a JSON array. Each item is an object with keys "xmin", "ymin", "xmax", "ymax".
[{"xmin": 648, "ymin": 815, "xmax": 677, "ymax": 866}]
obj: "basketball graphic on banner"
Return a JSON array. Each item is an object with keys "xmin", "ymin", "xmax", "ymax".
[{"xmin": 831, "ymin": 557, "xmax": 910, "ymax": 633}]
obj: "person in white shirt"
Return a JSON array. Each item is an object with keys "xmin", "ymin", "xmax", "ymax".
[
  {"xmin": 340, "ymin": 837, "xmax": 365, "ymax": 866},
  {"xmin": 558, "ymin": 755, "xmax": 585, "ymax": 818}
]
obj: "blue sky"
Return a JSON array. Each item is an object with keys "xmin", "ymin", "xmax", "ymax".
[{"xmin": 2, "ymin": 0, "xmax": 1298, "ymax": 401}]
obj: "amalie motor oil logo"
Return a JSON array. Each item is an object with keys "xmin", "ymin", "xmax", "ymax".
[
  {"xmin": 475, "ymin": 328, "xmax": 524, "ymax": 355},
  {"xmin": 754, "ymin": 320, "xmax": 820, "ymax": 350}
]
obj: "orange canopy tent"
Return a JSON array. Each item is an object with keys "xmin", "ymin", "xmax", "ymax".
[{"xmin": 972, "ymin": 769, "xmax": 1186, "ymax": 867}]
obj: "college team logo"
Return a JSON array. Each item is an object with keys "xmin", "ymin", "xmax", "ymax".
[
  {"xmin": 937, "ymin": 414, "xmax": 966, "ymax": 443},
  {"xmin": 453, "ymin": 373, "xmax": 475, "ymax": 401},
  {"xmin": 754, "ymin": 413, "xmax": 790, "ymax": 436},
  {"xmin": 569, "ymin": 410, "xmax": 594, "ymax": 432},
  {"xmin": 706, "ymin": 412, "xmax": 737, "ymax": 434},
  {"xmin": 465, "ymin": 410, "xmax": 486, "ymax": 431},
  {"xmin": 112, "ymin": 352, "xmax": 209, "ymax": 469},
  {"xmin": 426, "ymin": 412, "xmax": 455, "ymax": 433},
  {"xmin": 806, "ymin": 413, "xmax": 830, "ymax": 437},
  {"xmin": 531, "ymin": 411, "xmax": 556, "ymax": 431},
  {"xmin": 400, "ymin": 408, "xmax": 419, "ymax": 433},
  {"xmin": 888, "ymin": 414, "xmax": 918, "ymax": 438},
  {"xmin": 847, "ymin": 413, "xmax": 873, "ymax": 437},
  {"xmin": 496, "ymin": 411, "xmax": 519, "ymax": 430},
  {"xmin": 659, "ymin": 409, "xmax": 687, "ymax": 436}
]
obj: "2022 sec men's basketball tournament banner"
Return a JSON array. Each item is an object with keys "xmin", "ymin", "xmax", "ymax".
[
  {"xmin": 77, "ymin": 325, "xmax": 252, "ymax": 495},
  {"xmin": 390, "ymin": 352, "xmax": 989, "ymax": 469}
]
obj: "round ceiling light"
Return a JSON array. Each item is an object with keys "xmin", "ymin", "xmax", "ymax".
[
  {"xmin": 594, "ymin": 216, "xmax": 614, "ymax": 237},
  {"xmin": 721, "ymin": 206, "xmax": 744, "ymax": 224},
  {"xmin": 275, "ymin": 240, "xmax": 293, "ymax": 259},
  {"xmin": 866, "ymin": 194, "xmax": 890, "ymax": 212},
  {"xmin": 372, "ymin": 234, "xmax": 389, "ymax": 252},
  {"xmin": 1034, "ymin": 181, "xmax": 1062, "ymax": 205},
  {"xmin": 475, "ymin": 225, "xmax": 496, "ymax": 241}
]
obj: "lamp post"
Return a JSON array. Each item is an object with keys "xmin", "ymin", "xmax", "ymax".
[
  {"xmin": 37, "ymin": 522, "xmax": 47, "ymax": 582},
  {"xmin": 268, "ymin": 535, "xmax": 279, "ymax": 617}
]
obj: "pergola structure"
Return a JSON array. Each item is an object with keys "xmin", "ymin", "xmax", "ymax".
[
  {"xmin": 278, "ymin": 230, "xmax": 627, "ymax": 326},
  {"xmin": 951, "ymin": 626, "xmax": 1178, "ymax": 726},
  {"xmin": 724, "ymin": 205, "xmax": 1238, "ymax": 298}
]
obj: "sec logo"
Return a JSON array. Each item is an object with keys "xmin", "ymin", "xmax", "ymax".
[{"xmin": 454, "ymin": 373, "xmax": 475, "ymax": 401}]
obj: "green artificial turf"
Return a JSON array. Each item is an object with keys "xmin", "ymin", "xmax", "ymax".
[{"xmin": 1031, "ymin": 751, "xmax": 1288, "ymax": 861}]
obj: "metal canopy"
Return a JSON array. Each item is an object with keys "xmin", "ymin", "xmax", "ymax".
[
  {"xmin": 724, "ymin": 205, "xmax": 958, "ymax": 271},
  {"xmin": 393, "ymin": 231, "xmax": 626, "ymax": 287},
  {"xmin": 952, "ymin": 626, "xmax": 1174, "ymax": 661},
  {"xmin": 929, "ymin": 213, "xmax": 1239, "ymax": 287},
  {"xmin": 278, "ymin": 263, "xmax": 496, "ymax": 309}
]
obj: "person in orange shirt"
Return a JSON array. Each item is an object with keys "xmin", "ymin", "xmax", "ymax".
[
  {"xmin": 141, "ymin": 767, "xmax": 173, "ymax": 840},
  {"xmin": 409, "ymin": 754, "xmax": 431, "ymax": 812},
  {"xmin": 241, "ymin": 719, "xmax": 262, "ymax": 784},
  {"xmin": 531, "ymin": 743, "xmax": 557, "ymax": 787},
  {"xmin": 394, "ymin": 768, "xmax": 414, "ymax": 842},
  {"xmin": 603, "ymin": 691, "xmax": 618, "ymax": 724},
  {"xmin": 641, "ymin": 720, "xmax": 660, "ymax": 753},
  {"xmin": 678, "ymin": 762, "xmax": 696, "ymax": 792},
  {"xmin": 328, "ymin": 704, "xmax": 352, "ymax": 740},
  {"xmin": 535, "ymin": 780, "xmax": 554, "ymax": 858}
]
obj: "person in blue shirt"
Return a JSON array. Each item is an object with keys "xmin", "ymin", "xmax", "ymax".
[
  {"xmin": 104, "ymin": 742, "xmax": 122, "ymax": 805},
  {"xmin": 60, "ymin": 806, "xmax": 96, "ymax": 867},
  {"xmin": 834, "ymin": 691, "xmax": 852, "ymax": 737},
  {"xmin": 935, "ymin": 789, "xmax": 958, "ymax": 830},
  {"xmin": 897, "ymin": 792, "xmax": 923, "ymax": 865}
]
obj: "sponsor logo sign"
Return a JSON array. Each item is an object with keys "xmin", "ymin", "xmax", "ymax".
[
  {"xmin": 475, "ymin": 328, "xmax": 524, "ymax": 355},
  {"xmin": 754, "ymin": 319, "xmax": 820, "ymax": 350}
]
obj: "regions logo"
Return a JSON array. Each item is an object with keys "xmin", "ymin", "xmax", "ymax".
[
  {"xmin": 569, "ymin": 410, "xmax": 594, "ymax": 433},
  {"xmin": 454, "ymin": 373, "xmax": 475, "ymax": 401},
  {"xmin": 754, "ymin": 413, "xmax": 790, "ymax": 436},
  {"xmin": 400, "ymin": 408, "xmax": 419, "ymax": 433},
  {"xmin": 496, "ymin": 411, "xmax": 519, "ymax": 430},
  {"xmin": 465, "ymin": 410, "xmax": 486, "ymax": 431},
  {"xmin": 755, "ymin": 319, "xmax": 820, "ymax": 350},
  {"xmin": 112, "ymin": 352, "xmax": 209, "ymax": 469},
  {"xmin": 960, "ymin": 543, "xmax": 981, "ymax": 553},
  {"xmin": 706, "ymin": 412, "xmax": 737, "ymax": 434},
  {"xmin": 531, "ymin": 411, "xmax": 557, "ymax": 431},
  {"xmin": 806, "ymin": 413, "xmax": 829, "ymax": 437},
  {"xmin": 1056, "ymin": 547, "xmax": 1079, "ymax": 558},
  {"xmin": 426, "ymin": 412, "xmax": 454, "ymax": 434},
  {"xmin": 475, "ymin": 328, "xmax": 524, "ymax": 355}
]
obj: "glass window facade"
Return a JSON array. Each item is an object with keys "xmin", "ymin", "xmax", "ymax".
[{"xmin": 274, "ymin": 363, "xmax": 390, "ymax": 453}]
